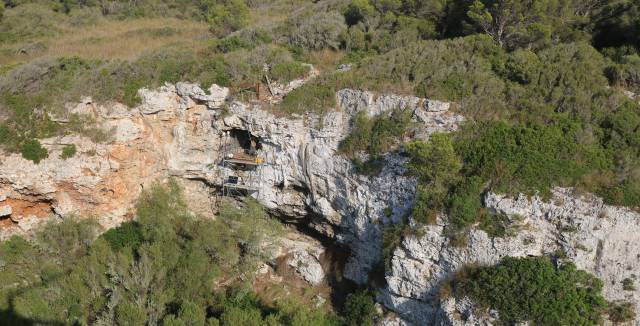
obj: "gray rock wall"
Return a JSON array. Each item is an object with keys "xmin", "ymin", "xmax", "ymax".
[{"xmin": 382, "ymin": 188, "xmax": 640, "ymax": 325}]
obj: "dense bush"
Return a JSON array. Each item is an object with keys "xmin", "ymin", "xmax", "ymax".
[
  {"xmin": 452, "ymin": 256, "xmax": 609, "ymax": 325},
  {"xmin": 205, "ymin": 0, "xmax": 250, "ymax": 37},
  {"xmin": 0, "ymin": 4, "xmax": 61, "ymax": 43},
  {"xmin": 270, "ymin": 61, "xmax": 309, "ymax": 83},
  {"xmin": 455, "ymin": 121, "xmax": 610, "ymax": 198},
  {"xmin": 405, "ymin": 134, "xmax": 461, "ymax": 224},
  {"xmin": 606, "ymin": 53, "xmax": 640, "ymax": 93},
  {"xmin": 101, "ymin": 221, "xmax": 142, "ymax": 251},
  {"xmin": 341, "ymin": 290, "xmax": 377, "ymax": 326},
  {"xmin": 339, "ymin": 108, "xmax": 412, "ymax": 174},
  {"xmin": 285, "ymin": 11, "xmax": 347, "ymax": 51},
  {"xmin": 20, "ymin": 138, "xmax": 48, "ymax": 163},
  {"xmin": 59, "ymin": 144, "xmax": 76, "ymax": 159}
]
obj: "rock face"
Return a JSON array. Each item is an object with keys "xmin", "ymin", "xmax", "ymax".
[
  {"xmin": 0, "ymin": 83, "xmax": 223, "ymax": 240},
  {"xmin": 381, "ymin": 188, "xmax": 640, "ymax": 325},
  {"xmin": 0, "ymin": 83, "xmax": 463, "ymax": 287},
  {"xmin": 2, "ymin": 81, "xmax": 639, "ymax": 325},
  {"xmin": 287, "ymin": 248, "xmax": 325, "ymax": 285},
  {"xmin": 215, "ymin": 89, "xmax": 462, "ymax": 283}
]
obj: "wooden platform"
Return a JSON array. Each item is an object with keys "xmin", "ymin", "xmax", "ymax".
[
  {"xmin": 223, "ymin": 183, "xmax": 258, "ymax": 191},
  {"xmin": 223, "ymin": 151, "xmax": 262, "ymax": 166}
]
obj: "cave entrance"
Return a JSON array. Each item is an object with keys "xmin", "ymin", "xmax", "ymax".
[
  {"xmin": 225, "ymin": 129, "xmax": 262, "ymax": 157},
  {"xmin": 220, "ymin": 129, "xmax": 264, "ymax": 197}
]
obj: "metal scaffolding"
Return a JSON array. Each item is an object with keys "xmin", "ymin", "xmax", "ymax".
[{"xmin": 219, "ymin": 130, "xmax": 263, "ymax": 198}]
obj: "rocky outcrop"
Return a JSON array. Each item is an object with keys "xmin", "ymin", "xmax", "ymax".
[
  {"xmin": 215, "ymin": 89, "xmax": 462, "ymax": 283},
  {"xmin": 0, "ymin": 83, "xmax": 225, "ymax": 240},
  {"xmin": 287, "ymin": 247, "xmax": 325, "ymax": 285},
  {"xmin": 4, "ymin": 80, "xmax": 637, "ymax": 325},
  {"xmin": 381, "ymin": 188, "xmax": 640, "ymax": 325},
  {"xmin": 0, "ymin": 82, "xmax": 463, "ymax": 288}
]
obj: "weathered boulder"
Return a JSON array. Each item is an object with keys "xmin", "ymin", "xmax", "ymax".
[
  {"xmin": 0, "ymin": 205, "xmax": 11, "ymax": 217},
  {"xmin": 175, "ymin": 82, "xmax": 229, "ymax": 109},
  {"xmin": 287, "ymin": 249, "xmax": 325, "ymax": 285},
  {"xmin": 138, "ymin": 85, "xmax": 179, "ymax": 114}
]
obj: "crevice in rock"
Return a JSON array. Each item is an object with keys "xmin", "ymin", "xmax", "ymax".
[
  {"xmin": 276, "ymin": 207, "xmax": 358, "ymax": 310},
  {"xmin": 0, "ymin": 197, "xmax": 55, "ymax": 229},
  {"xmin": 223, "ymin": 128, "xmax": 262, "ymax": 155}
]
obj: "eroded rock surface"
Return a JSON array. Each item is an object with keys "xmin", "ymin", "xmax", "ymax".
[
  {"xmin": 382, "ymin": 188, "xmax": 640, "ymax": 325},
  {"xmin": 0, "ymin": 83, "xmax": 463, "ymax": 287},
  {"xmin": 2, "ymin": 81, "xmax": 638, "ymax": 325},
  {"xmin": 215, "ymin": 89, "xmax": 462, "ymax": 283}
]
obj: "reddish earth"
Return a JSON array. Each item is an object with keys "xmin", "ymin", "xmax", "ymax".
[{"xmin": 0, "ymin": 197, "xmax": 54, "ymax": 228}]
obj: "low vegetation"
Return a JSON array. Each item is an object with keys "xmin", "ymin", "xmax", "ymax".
[
  {"xmin": 608, "ymin": 301, "xmax": 637, "ymax": 323},
  {"xmin": 341, "ymin": 290, "xmax": 377, "ymax": 326},
  {"xmin": 19, "ymin": 138, "xmax": 48, "ymax": 163},
  {"xmin": 450, "ymin": 256, "xmax": 617, "ymax": 325},
  {"xmin": 1, "ymin": 0, "xmax": 640, "ymax": 322},
  {"xmin": 0, "ymin": 181, "xmax": 381, "ymax": 325},
  {"xmin": 60, "ymin": 144, "xmax": 76, "ymax": 159},
  {"xmin": 338, "ymin": 108, "xmax": 413, "ymax": 175}
]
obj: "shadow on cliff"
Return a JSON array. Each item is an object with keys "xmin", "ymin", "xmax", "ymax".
[
  {"xmin": 0, "ymin": 288, "xmax": 65, "ymax": 326},
  {"xmin": 281, "ymin": 205, "xmax": 360, "ymax": 310}
]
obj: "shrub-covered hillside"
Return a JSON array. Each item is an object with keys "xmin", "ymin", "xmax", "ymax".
[
  {"xmin": 1, "ymin": 0, "xmax": 640, "ymax": 324},
  {"xmin": 0, "ymin": 182, "xmax": 379, "ymax": 325}
]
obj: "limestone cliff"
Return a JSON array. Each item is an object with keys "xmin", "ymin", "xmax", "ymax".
[
  {"xmin": 0, "ymin": 82, "xmax": 638, "ymax": 325},
  {"xmin": 382, "ymin": 188, "xmax": 640, "ymax": 325}
]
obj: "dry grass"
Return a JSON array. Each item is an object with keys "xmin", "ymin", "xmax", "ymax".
[
  {"xmin": 0, "ymin": 18, "xmax": 210, "ymax": 65},
  {"xmin": 305, "ymin": 49, "xmax": 345, "ymax": 71},
  {"xmin": 247, "ymin": 0, "xmax": 307, "ymax": 28}
]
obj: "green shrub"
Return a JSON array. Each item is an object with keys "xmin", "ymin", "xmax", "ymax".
[
  {"xmin": 100, "ymin": 221, "xmax": 142, "ymax": 251},
  {"xmin": 285, "ymin": 11, "xmax": 347, "ymax": 51},
  {"xmin": 279, "ymin": 74, "xmax": 340, "ymax": 115},
  {"xmin": 452, "ymin": 256, "xmax": 608, "ymax": 325},
  {"xmin": 342, "ymin": 290, "xmax": 376, "ymax": 326},
  {"xmin": 211, "ymin": 29, "xmax": 272, "ymax": 54},
  {"xmin": 0, "ymin": 4, "xmax": 61, "ymax": 43},
  {"xmin": 622, "ymin": 278, "xmax": 636, "ymax": 291},
  {"xmin": 339, "ymin": 108, "xmax": 413, "ymax": 175},
  {"xmin": 270, "ymin": 61, "xmax": 309, "ymax": 83},
  {"xmin": 446, "ymin": 176, "xmax": 484, "ymax": 229},
  {"xmin": 455, "ymin": 121, "xmax": 610, "ymax": 198},
  {"xmin": 608, "ymin": 301, "xmax": 637, "ymax": 323},
  {"xmin": 212, "ymin": 35, "xmax": 253, "ymax": 53},
  {"xmin": 382, "ymin": 223, "xmax": 406, "ymax": 269},
  {"xmin": 207, "ymin": 0, "xmax": 250, "ymax": 37},
  {"xmin": 60, "ymin": 144, "xmax": 76, "ymax": 159},
  {"xmin": 478, "ymin": 213, "xmax": 515, "ymax": 238},
  {"xmin": 20, "ymin": 138, "xmax": 48, "ymax": 163},
  {"xmin": 405, "ymin": 134, "xmax": 462, "ymax": 224}
]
